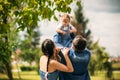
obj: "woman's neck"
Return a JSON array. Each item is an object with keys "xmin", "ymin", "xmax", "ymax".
[{"xmin": 51, "ymin": 55, "xmax": 61, "ymax": 62}]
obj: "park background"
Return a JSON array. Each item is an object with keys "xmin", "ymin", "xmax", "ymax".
[
  {"xmin": 40, "ymin": 0, "xmax": 120, "ymax": 57},
  {"xmin": 0, "ymin": 0, "xmax": 120, "ymax": 80}
]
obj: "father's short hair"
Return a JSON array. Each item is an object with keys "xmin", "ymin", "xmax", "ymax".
[{"xmin": 72, "ymin": 35, "xmax": 87, "ymax": 52}]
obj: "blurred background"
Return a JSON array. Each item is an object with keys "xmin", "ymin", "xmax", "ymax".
[
  {"xmin": 40, "ymin": 0, "xmax": 120, "ymax": 57},
  {"xmin": 0, "ymin": 0, "xmax": 120, "ymax": 80}
]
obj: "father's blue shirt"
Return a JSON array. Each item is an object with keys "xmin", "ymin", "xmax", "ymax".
[{"xmin": 59, "ymin": 48, "xmax": 91, "ymax": 80}]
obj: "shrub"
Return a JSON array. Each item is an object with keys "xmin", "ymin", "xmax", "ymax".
[{"xmin": 20, "ymin": 66, "xmax": 36, "ymax": 71}]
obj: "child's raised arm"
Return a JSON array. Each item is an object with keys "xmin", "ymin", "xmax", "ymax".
[
  {"xmin": 69, "ymin": 24, "xmax": 77, "ymax": 34},
  {"xmin": 56, "ymin": 28, "xmax": 66, "ymax": 35}
]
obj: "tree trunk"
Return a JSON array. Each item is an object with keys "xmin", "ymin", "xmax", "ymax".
[
  {"xmin": 2, "ymin": 10, "xmax": 13, "ymax": 80},
  {"xmin": 5, "ymin": 63, "xmax": 13, "ymax": 80}
]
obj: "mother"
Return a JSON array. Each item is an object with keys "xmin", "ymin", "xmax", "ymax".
[{"xmin": 39, "ymin": 39, "xmax": 73, "ymax": 80}]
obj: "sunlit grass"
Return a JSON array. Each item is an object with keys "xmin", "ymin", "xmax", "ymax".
[
  {"xmin": 0, "ymin": 71, "xmax": 40, "ymax": 80},
  {"xmin": 91, "ymin": 71, "xmax": 120, "ymax": 80},
  {"xmin": 14, "ymin": 71, "xmax": 40, "ymax": 80},
  {"xmin": 112, "ymin": 62, "xmax": 120, "ymax": 69},
  {"xmin": 0, "ymin": 71, "xmax": 120, "ymax": 80}
]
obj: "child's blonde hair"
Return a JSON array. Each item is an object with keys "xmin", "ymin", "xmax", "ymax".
[
  {"xmin": 61, "ymin": 14, "xmax": 70, "ymax": 21},
  {"xmin": 59, "ymin": 14, "xmax": 71, "ymax": 21}
]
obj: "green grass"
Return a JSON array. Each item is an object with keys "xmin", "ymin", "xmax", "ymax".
[
  {"xmin": 0, "ymin": 71, "xmax": 120, "ymax": 80},
  {"xmin": 91, "ymin": 71, "xmax": 120, "ymax": 80},
  {"xmin": 0, "ymin": 71, "xmax": 40, "ymax": 80}
]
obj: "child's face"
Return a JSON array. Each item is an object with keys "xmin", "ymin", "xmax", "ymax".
[{"xmin": 62, "ymin": 18, "xmax": 70, "ymax": 27}]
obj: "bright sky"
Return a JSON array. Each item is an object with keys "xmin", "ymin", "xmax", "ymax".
[
  {"xmin": 40, "ymin": 0, "xmax": 120, "ymax": 57},
  {"xmin": 82, "ymin": 0, "xmax": 120, "ymax": 57}
]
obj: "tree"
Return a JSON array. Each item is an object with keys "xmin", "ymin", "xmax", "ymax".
[
  {"xmin": 71, "ymin": 0, "xmax": 92, "ymax": 48},
  {"xmin": 20, "ymin": 28, "xmax": 42, "ymax": 72},
  {"xmin": 19, "ymin": 28, "xmax": 42, "ymax": 70},
  {"xmin": 0, "ymin": 0, "xmax": 73, "ymax": 80},
  {"xmin": 89, "ymin": 41, "xmax": 110, "ymax": 76},
  {"xmin": 0, "ymin": 25, "xmax": 21, "ymax": 80}
]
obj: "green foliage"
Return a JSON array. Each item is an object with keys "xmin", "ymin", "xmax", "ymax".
[
  {"xmin": 0, "ymin": 62, "xmax": 6, "ymax": 73},
  {"xmin": 19, "ymin": 28, "xmax": 43, "ymax": 74},
  {"xmin": 0, "ymin": 0, "xmax": 73, "ymax": 79},
  {"xmin": 20, "ymin": 47, "xmax": 41, "ymax": 64},
  {"xmin": 0, "ymin": 27, "xmax": 19, "ymax": 64},
  {"xmin": 89, "ymin": 41, "xmax": 111, "ymax": 76},
  {"xmin": 20, "ymin": 66, "xmax": 36, "ymax": 71},
  {"xmin": 75, "ymin": 1, "xmax": 84, "ymax": 23},
  {"xmin": 73, "ymin": 0, "xmax": 92, "ymax": 47},
  {"xmin": 0, "ymin": 0, "xmax": 73, "ymax": 34},
  {"xmin": 19, "ymin": 27, "xmax": 41, "ymax": 63},
  {"xmin": 104, "ymin": 62, "xmax": 113, "ymax": 78}
]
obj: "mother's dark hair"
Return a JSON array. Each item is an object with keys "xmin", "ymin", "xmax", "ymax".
[
  {"xmin": 41, "ymin": 39, "xmax": 55, "ymax": 56},
  {"xmin": 41, "ymin": 39, "xmax": 55, "ymax": 71}
]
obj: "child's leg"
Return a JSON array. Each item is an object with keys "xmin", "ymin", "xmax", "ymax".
[
  {"xmin": 56, "ymin": 43, "xmax": 64, "ymax": 48},
  {"xmin": 53, "ymin": 33, "xmax": 61, "ymax": 43},
  {"xmin": 64, "ymin": 39, "xmax": 72, "ymax": 48}
]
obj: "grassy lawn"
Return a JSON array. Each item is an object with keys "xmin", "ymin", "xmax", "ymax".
[
  {"xmin": 0, "ymin": 71, "xmax": 120, "ymax": 80},
  {"xmin": 0, "ymin": 71, "xmax": 39, "ymax": 80},
  {"xmin": 91, "ymin": 71, "xmax": 120, "ymax": 80}
]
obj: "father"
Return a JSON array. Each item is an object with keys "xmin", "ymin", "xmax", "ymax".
[{"xmin": 59, "ymin": 35, "xmax": 91, "ymax": 80}]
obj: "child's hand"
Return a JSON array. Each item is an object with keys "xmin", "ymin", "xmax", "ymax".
[
  {"xmin": 69, "ymin": 29, "xmax": 73, "ymax": 33},
  {"xmin": 56, "ymin": 47, "xmax": 61, "ymax": 54},
  {"xmin": 62, "ymin": 47, "xmax": 69, "ymax": 56},
  {"xmin": 61, "ymin": 31, "xmax": 66, "ymax": 35}
]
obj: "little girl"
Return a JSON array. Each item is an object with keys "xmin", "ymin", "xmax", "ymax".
[{"xmin": 53, "ymin": 14, "xmax": 77, "ymax": 48}]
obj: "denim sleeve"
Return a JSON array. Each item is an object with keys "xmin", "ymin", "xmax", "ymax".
[{"xmin": 69, "ymin": 50, "xmax": 91, "ymax": 62}]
